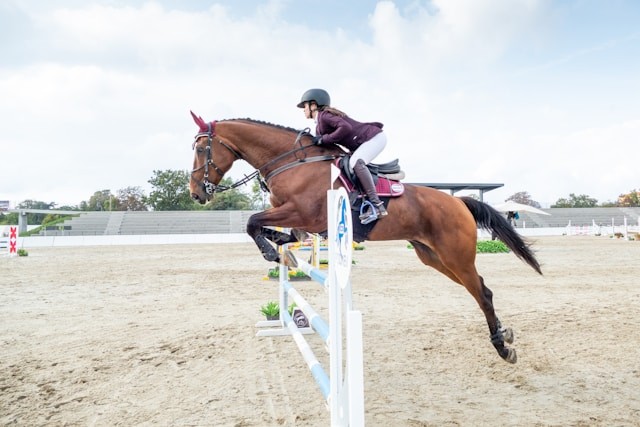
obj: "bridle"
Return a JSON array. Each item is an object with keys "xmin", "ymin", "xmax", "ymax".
[
  {"xmin": 191, "ymin": 121, "xmax": 342, "ymax": 196},
  {"xmin": 191, "ymin": 121, "xmax": 253, "ymax": 195}
]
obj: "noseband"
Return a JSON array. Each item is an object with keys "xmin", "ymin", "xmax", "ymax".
[{"xmin": 191, "ymin": 121, "xmax": 243, "ymax": 195}]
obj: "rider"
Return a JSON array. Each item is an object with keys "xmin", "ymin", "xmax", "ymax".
[{"xmin": 297, "ymin": 88, "xmax": 388, "ymax": 222}]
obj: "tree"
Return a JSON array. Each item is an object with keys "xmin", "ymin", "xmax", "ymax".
[
  {"xmin": 147, "ymin": 169, "xmax": 195, "ymax": 211},
  {"xmin": 17, "ymin": 200, "xmax": 57, "ymax": 224},
  {"xmin": 116, "ymin": 186, "xmax": 148, "ymax": 211},
  {"xmin": 0, "ymin": 200, "xmax": 77, "ymax": 226},
  {"xmin": 249, "ymin": 178, "xmax": 270, "ymax": 210},
  {"xmin": 617, "ymin": 189, "xmax": 640, "ymax": 207},
  {"xmin": 552, "ymin": 193, "xmax": 598, "ymax": 208},
  {"xmin": 505, "ymin": 191, "xmax": 541, "ymax": 208},
  {"xmin": 58, "ymin": 205, "xmax": 80, "ymax": 211},
  {"xmin": 18, "ymin": 200, "xmax": 56, "ymax": 210},
  {"xmin": 0, "ymin": 212, "xmax": 18, "ymax": 225},
  {"xmin": 204, "ymin": 177, "xmax": 253, "ymax": 210},
  {"xmin": 82, "ymin": 190, "xmax": 118, "ymax": 211}
]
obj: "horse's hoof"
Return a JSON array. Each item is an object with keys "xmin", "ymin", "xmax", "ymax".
[
  {"xmin": 282, "ymin": 250, "xmax": 298, "ymax": 268},
  {"xmin": 502, "ymin": 327, "xmax": 515, "ymax": 344},
  {"xmin": 262, "ymin": 251, "xmax": 278, "ymax": 263},
  {"xmin": 505, "ymin": 348, "xmax": 517, "ymax": 364},
  {"xmin": 291, "ymin": 229, "xmax": 310, "ymax": 243}
]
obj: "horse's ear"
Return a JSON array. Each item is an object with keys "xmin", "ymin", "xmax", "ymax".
[{"xmin": 190, "ymin": 110, "xmax": 206, "ymax": 129}]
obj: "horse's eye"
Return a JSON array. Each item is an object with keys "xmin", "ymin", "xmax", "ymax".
[{"xmin": 196, "ymin": 147, "xmax": 204, "ymax": 154}]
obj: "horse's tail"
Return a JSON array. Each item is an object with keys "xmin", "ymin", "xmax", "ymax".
[{"xmin": 460, "ymin": 196, "xmax": 542, "ymax": 275}]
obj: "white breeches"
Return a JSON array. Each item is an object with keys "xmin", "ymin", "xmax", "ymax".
[{"xmin": 348, "ymin": 132, "xmax": 387, "ymax": 170}]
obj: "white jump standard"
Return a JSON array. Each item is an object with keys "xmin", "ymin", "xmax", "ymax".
[{"xmin": 255, "ymin": 187, "xmax": 364, "ymax": 427}]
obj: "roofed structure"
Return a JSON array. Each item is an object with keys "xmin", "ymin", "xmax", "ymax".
[{"xmin": 409, "ymin": 183, "xmax": 504, "ymax": 202}]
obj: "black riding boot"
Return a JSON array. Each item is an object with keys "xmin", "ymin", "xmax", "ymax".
[{"xmin": 353, "ymin": 159, "xmax": 388, "ymax": 222}]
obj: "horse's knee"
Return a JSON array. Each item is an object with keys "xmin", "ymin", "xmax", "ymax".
[{"xmin": 246, "ymin": 215, "xmax": 261, "ymax": 236}]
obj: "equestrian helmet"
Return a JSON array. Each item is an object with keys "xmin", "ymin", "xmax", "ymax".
[{"xmin": 297, "ymin": 88, "xmax": 331, "ymax": 108}]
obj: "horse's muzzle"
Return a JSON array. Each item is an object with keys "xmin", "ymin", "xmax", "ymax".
[{"xmin": 191, "ymin": 192, "xmax": 207, "ymax": 204}]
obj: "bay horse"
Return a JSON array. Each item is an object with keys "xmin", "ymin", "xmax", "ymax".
[{"xmin": 188, "ymin": 112, "xmax": 542, "ymax": 363}]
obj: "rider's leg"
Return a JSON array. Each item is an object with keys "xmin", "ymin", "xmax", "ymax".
[
  {"xmin": 348, "ymin": 132, "xmax": 387, "ymax": 170},
  {"xmin": 353, "ymin": 158, "xmax": 388, "ymax": 218},
  {"xmin": 350, "ymin": 133, "xmax": 388, "ymax": 219}
]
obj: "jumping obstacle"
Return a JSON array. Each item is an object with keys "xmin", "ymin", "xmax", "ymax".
[
  {"xmin": 256, "ymin": 186, "xmax": 364, "ymax": 427},
  {"xmin": 292, "ymin": 234, "xmax": 327, "ymax": 268},
  {"xmin": 0, "ymin": 226, "xmax": 18, "ymax": 256}
]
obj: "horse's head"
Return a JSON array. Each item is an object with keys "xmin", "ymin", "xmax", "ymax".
[{"xmin": 189, "ymin": 111, "xmax": 241, "ymax": 203}]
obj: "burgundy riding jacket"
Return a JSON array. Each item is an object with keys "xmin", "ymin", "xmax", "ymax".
[{"xmin": 316, "ymin": 110, "xmax": 383, "ymax": 151}]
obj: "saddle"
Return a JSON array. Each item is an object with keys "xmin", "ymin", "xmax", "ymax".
[
  {"xmin": 329, "ymin": 156, "xmax": 405, "ymax": 241},
  {"xmin": 336, "ymin": 156, "xmax": 405, "ymax": 198}
]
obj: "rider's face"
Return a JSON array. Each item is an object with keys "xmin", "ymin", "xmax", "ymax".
[{"xmin": 303, "ymin": 102, "xmax": 316, "ymax": 119}]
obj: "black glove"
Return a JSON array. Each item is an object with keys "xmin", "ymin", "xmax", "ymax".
[{"xmin": 312, "ymin": 135, "xmax": 323, "ymax": 145}]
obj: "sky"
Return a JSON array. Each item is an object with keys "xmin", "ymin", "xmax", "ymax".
[{"xmin": 1, "ymin": 0, "xmax": 639, "ymax": 209}]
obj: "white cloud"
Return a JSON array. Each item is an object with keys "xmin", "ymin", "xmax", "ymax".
[{"xmin": 0, "ymin": 0, "xmax": 638, "ymax": 209}]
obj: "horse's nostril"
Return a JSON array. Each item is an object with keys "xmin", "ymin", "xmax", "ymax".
[{"xmin": 191, "ymin": 193, "xmax": 199, "ymax": 201}]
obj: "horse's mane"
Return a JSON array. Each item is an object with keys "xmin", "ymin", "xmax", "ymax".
[{"xmin": 221, "ymin": 118, "xmax": 303, "ymax": 134}]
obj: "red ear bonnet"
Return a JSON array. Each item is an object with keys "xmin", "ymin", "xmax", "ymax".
[{"xmin": 190, "ymin": 110, "xmax": 214, "ymax": 135}]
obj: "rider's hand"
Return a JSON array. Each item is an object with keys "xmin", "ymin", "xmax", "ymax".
[{"xmin": 312, "ymin": 135, "xmax": 323, "ymax": 145}]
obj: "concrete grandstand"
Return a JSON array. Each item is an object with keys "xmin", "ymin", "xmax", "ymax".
[
  {"xmin": 35, "ymin": 207, "xmax": 640, "ymax": 236},
  {"xmin": 513, "ymin": 207, "xmax": 640, "ymax": 229},
  {"xmin": 38, "ymin": 210, "xmax": 261, "ymax": 236}
]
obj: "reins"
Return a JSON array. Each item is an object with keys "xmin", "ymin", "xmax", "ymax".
[
  {"xmin": 258, "ymin": 128, "xmax": 340, "ymax": 183},
  {"xmin": 192, "ymin": 124, "xmax": 342, "ymax": 195}
]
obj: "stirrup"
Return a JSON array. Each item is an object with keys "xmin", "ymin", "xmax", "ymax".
[{"xmin": 359, "ymin": 200, "xmax": 380, "ymax": 225}]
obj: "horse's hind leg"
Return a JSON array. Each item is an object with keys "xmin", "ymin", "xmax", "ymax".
[
  {"xmin": 477, "ymin": 276, "xmax": 517, "ymax": 362},
  {"xmin": 410, "ymin": 240, "xmax": 517, "ymax": 363}
]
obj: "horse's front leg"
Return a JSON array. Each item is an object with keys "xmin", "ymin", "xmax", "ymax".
[
  {"xmin": 246, "ymin": 210, "xmax": 307, "ymax": 264},
  {"xmin": 247, "ymin": 219, "xmax": 280, "ymax": 263},
  {"xmin": 260, "ymin": 228, "xmax": 309, "ymax": 246}
]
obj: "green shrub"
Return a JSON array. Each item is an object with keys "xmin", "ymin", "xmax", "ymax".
[
  {"xmin": 476, "ymin": 240, "xmax": 510, "ymax": 253},
  {"xmin": 408, "ymin": 240, "xmax": 510, "ymax": 253},
  {"xmin": 17, "ymin": 248, "xmax": 29, "ymax": 256}
]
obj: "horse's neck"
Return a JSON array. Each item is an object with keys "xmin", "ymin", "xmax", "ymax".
[{"xmin": 221, "ymin": 122, "xmax": 301, "ymax": 169}]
